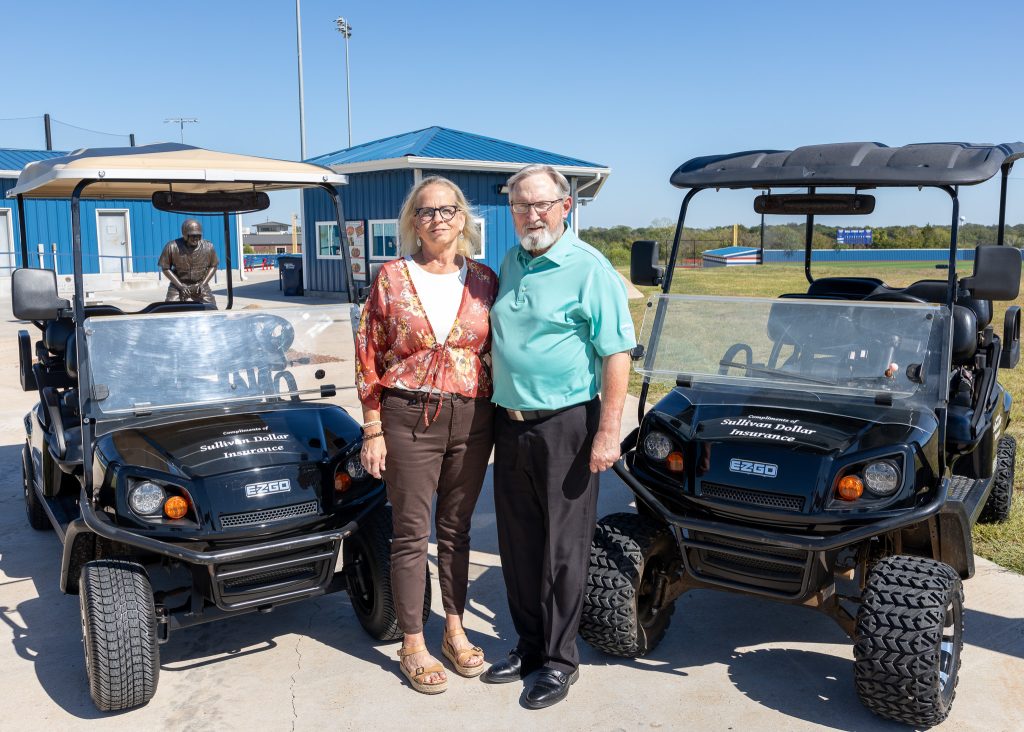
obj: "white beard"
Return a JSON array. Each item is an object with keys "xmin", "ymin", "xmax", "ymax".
[{"xmin": 519, "ymin": 226, "xmax": 558, "ymax": 252}]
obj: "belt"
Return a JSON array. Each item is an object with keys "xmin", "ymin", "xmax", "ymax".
[
  {"xmin": 385, "ymin": 387, "xmax": 478, "ymax": 403},
  {"xmin": 504, "ymin": 404, "xmax": 576, "ymax": 422}
]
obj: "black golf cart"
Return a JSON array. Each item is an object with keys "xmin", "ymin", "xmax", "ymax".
[
  {"xmin": 10, "ymin": 145, "xmax": 412, "ymax": 711},
  {"xmin": 580, "ymin": 142, "xmax": 1023, "ymax": 726}
]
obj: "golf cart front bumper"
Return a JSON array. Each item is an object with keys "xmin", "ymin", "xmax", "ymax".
[
  {"xmin": 75, "ymin": 490, "xmax": 384, "ymax": 616},
  {"xmin": 615, "ymin": 453, "xmax": 950, "ymax": 602}
]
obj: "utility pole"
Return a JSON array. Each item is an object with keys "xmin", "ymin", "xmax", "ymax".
[
  {"xmin": 335, "ymin": 17, "xmax": 353, "ymax": 148},
  {"xmin": 164, "ymin": 117, "xmax": 198, "ymax": 143}
]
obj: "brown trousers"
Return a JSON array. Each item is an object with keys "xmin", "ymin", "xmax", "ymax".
[{"xmin": 381, "ymin": 389, "xmax": 494, "ymax": 634}]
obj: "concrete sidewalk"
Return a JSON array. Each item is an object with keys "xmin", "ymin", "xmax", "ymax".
[{"xmin": 0, "ymin": 280, "xmax": 1022, "ymax": 731}]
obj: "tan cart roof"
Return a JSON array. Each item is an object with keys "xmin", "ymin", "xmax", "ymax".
[{"xmin": 7, "ymin": 143, "xmax": 347, "ymax": 199}]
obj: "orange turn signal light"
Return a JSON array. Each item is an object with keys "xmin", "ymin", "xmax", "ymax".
[
  {"xmin": 837, "ymin": 475, "xmax": 864, "ymax": 501},
  {"xmin": 163, "ymin": 495, "xmax": 189, "ymax": 519},
  {"xmin": 666, "ymin": 451, "xmax": 685, "ymax": 473},
  {"xmin": 335, "ymin": 472, "xmax": 352, "ymax": 493}
]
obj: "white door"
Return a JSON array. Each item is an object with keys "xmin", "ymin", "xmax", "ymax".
[
  {"xmin": 96, "ymin": 210, "xmax": 131, "ymax": 274},
  {"xmin": 0, "ymin": 210, "xmax": 13, "ymax": 276}
]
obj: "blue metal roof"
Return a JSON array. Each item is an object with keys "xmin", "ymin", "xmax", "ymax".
[
  {"xmin": 0, "ymin": 148, "xmax": 68, "ymax": 172},
  {"xmin": 308, "ymin": 127, "xmax": 605, "ymax": 168}
]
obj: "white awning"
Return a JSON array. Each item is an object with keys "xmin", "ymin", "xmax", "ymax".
[{"xmin": 8, "ymin": 143, "xmax": 347, "ymax": 199}]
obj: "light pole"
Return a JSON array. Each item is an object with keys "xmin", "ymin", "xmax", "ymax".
[
  {"xmin": 335, "ymin": 16, "xmax": 353, "ymax": 148},
  {"xmin": 164, "ymin": 117, "xmax": 199, "ymax": 143},
  {"xmin": 296, "ymin": 0, "xmax": 307, "ymax": 159}
]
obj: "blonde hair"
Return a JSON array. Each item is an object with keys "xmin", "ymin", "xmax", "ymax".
[{"xmin": 398, "ymin": 176, "xmax": 481, "ymax": 258}]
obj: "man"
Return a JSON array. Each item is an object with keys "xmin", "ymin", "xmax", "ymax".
[
  {"xmin": 485, "ymin": 164, "xmax": 635, "ymax": 708},
  {"xmin": 159, "ymin": 219, "xmax": 218, "ymax": 306}
]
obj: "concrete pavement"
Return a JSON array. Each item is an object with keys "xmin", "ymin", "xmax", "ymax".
[{"xmin": 0, "ymin": 273, "xmax": 1022, "ymax": 731}]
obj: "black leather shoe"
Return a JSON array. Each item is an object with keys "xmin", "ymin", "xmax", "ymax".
[
  {"xmin": 481, "ymin": 649, "xmax": 542, "ymax": 684},
  {"xmin": 523, "ymin": 666, "xmax": 579, "ymax": 709}
]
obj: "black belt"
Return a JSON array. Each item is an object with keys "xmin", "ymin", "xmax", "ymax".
[
  {"xmin": 384, "ymin": 387, "xmax": 478, "ymax": 403},
  {"xmin": 503, "ymin": 403, "xmax": 578, "ymax": 422}
]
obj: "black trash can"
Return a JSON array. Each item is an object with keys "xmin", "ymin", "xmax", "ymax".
[{"xmin": 278, "ymin": 255, "xmax": 304, "ymax": 296}]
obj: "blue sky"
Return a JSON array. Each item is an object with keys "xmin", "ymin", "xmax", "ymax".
[{"xmin": 4, "ymin": 0, "xmax": 1024, "ymax": 230}]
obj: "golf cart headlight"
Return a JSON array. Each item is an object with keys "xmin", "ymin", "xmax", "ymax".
[
  {"xmin": 863, "ymin": 461, "xmax": 901, "ymax": 496},
  {"xmin": 129, "ymin": 481, "xmax": 166, "ymax": 515},
  {"xmin": 344, "ymin": 455, "xmax": 367, "ymax": 480},
  {"xmin": 643, "ymin": 431, "xmax": 673, "ymax": 460}
]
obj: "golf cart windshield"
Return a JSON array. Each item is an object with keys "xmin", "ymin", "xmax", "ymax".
[
  {"xmin": 82, "ymin": 306, "xmax": 347, "ymax": 419},
  {"xmin": 637, "ymin": 295, "xmax": 950, "ymax": 409}
]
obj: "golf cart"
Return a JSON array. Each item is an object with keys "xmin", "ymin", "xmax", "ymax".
[
  {"xmin": 10, "ymin": 145, "xmax": 414, "ymax": 711},
  {"xmin": 580, "ymin": 142, "xmax": 1022, "ymax": 726}
]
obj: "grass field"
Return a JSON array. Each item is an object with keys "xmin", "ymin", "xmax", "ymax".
[{"xmin": 622, "ymin": 262, "xmax": 1024, "ymax": 574}]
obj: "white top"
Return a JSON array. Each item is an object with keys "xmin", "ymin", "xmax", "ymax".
[
  {"xmin": 406, "ymin": 255, "xmax": 466, "ymax": 344},
  {"xmin": 397, "ymin": 256, "xmax": 467, "ymax": 393}
]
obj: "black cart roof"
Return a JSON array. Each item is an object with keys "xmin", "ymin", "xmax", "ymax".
[{"xmin": 670, "ymin": 141, "xmax": 1024, "ymax": 190}]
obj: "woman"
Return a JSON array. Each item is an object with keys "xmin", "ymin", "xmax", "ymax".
[{"xmin": 355, "ymin": 176, "xmax": 498, "ymax": 694}]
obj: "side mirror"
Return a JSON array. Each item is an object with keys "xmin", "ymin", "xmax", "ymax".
[
  {"xmin": 630, "ymin": 240, "xmax": 665, "ymax": 287},
  {"xmin": 11, "ymin": 268, "xmax": 70, "ymax": 321},
  {"xmin": 961, "ymin": 246, "xmax": 1022, "ymax": 301}
]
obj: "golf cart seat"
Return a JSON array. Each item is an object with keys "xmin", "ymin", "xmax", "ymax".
[
  {"xmin": 139, "ymin": 301, "xmax": 215, "ymax": 314},
  {"xmin": 805, "ymin": 277, "xmax": 883, "ymax": 298},
  {"xmin": 901, "ymin": 279, "xmax": 992, "ymax": 329}
]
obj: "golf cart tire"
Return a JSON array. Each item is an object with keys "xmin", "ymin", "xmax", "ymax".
[
  {"xmin": 854, "ymin": 555, "xmax": 963, "ymax": 727},
  {"xmin": 23, "ymin": 444, "xmax": 51, "ymax": 531},
  {"xmin": 79, "ymin": 559, "xmax": 160, "ymax": 712},
  {"xmin": 343, "ymin": 505, "xmax": 430, "ymax": 641},
  {"xmin": 979, "ymin": 435, "xmax": 1015, "ymax": 523},
  {"xmin": 580, "ymin": 512, "xmax": 677, "ymax": 657}
]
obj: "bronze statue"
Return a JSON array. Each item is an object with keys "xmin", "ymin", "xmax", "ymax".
[{"xmin": 159, "ymin": 219, "xmax": 219, "ymax": 307}]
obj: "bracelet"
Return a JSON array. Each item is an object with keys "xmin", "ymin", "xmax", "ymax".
[
  {"xmin": 362, "ymin": 431, "xmax": 384, "ymax": 440},
  {"xmin": 361, "ymin": 419, "xmax": 382, "ymax": 429}
]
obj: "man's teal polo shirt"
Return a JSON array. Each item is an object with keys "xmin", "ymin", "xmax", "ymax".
[{"xmin": 490, "ymin": 227, "xmax": 636, "ymax": 410}]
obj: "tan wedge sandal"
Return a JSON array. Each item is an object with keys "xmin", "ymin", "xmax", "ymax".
[
  {"xmin": 398, "ymin": 644, "xmax": 448, "ymax": 694},
  {"xmin": 441, "ymin": 628, "xmax": 486, "ymax": 678}
]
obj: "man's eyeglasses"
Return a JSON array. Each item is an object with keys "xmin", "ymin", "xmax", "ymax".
[
  {"xmin": 414, "ymin": 205, "xmax": 460, "ymax": 223},
  {"xmin": 509, "ymin": 198, "xmax": 564, "ymax": 215}
]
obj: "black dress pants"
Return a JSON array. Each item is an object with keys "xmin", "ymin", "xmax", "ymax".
[{"xmin": 493, "ymin": 398, "xmax": 600, "ymax": 675}]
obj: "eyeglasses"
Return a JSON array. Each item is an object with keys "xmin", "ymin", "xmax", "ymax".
[
  {"xmin": 414, "ymin": 205, "xmax": 460, "ymax": 223},
  {"xmin": 509, "ymin": 198, "xmax": 564, "ymax": 215}
]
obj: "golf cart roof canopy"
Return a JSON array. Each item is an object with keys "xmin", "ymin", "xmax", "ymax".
[
  {"xmin": 670, "ymin": 141, "xmax": 1024, "ymax": 190},
  {"xmin": 7, "ymin": 143, "xmax": 347, "ymax": 199}
]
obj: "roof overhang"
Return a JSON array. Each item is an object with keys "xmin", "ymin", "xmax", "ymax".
[
  {"xmin": 671, "ymin": 142, "xmax": 1024, "ymax": 190},
  {"xmin": 8, "ymin": 143, "xmax": 347, "ymax": 199},
  {"xmin": 327, "ymin": 156, "xmax": 611, "ymax": 199}
]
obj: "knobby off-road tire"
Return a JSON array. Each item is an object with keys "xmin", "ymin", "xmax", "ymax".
[
  {"xmin": 23, "ymin": 444, "xmax": 51, "ymax": 531},
  {"xmin": 344, "ymin": 504, "xmax": 430, "ymax": 641},
  {"xmin": 979, "ymin": 435, "xmax": 1016, "ymax": 523},
  {"xmin": 580, "ymin": 512, "xmax": 678, "ymax": 657},
  {"xmin": 79, "ymin": 559, "xmax": 160, "ymax": 711},
  {"xmin": 854, "ymin": 555, "xmax": 964, "ymax": 727}
]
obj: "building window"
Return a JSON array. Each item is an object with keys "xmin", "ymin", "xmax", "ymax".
[
  {"xmin": 316, "ymin": 221, "xmax": 342, "ymax": 259},
  {"xmin": 470, "ymin": 217, "xmax": 486, "ymax": 259},
  {"xmin": 0, "ymin": 209, "xmax": 13, "ymax": 275},
  {"xmin": 368, "ymin": 220, "xmax": 399, "ymax": 260},
  {"xmin": 276, "ymin": 247, "xmax": 286, "ymax": 254}
]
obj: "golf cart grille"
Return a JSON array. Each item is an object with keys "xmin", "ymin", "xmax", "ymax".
[
  {"xmin": 683, "ymin": 532, "xmax": 810, "ymax": 598},
  {"xmin": 219, "ymin": 500, "xmax": 319, "ymax": 528},
  {"xmin": 699, "ymin": 482, "xmax": 805, "ymax": 512},
  {"xmin": 210, "ymin": 540, "xmax": 340, "ymax": 611},
  {"xmin": 222, "ymin": 564, "xmax": 318, "ymax": 591}
]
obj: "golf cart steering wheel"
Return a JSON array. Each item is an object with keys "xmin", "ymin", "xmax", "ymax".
[
  {"xmin": 253, "ymin": 315, "xmax": 296, "ymax": 354},
  {"xmin": 862, "ymin": 291, "xmax": 926, "ymax": 304}
]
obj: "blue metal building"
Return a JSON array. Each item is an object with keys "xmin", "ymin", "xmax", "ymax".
[
  {"xmin": 301, "ymin": 127, "xmax": 610, "ymax": 296},
  {"xmin": 1, "ymin": 147, "xmax": 236, "ymax": 278}
]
